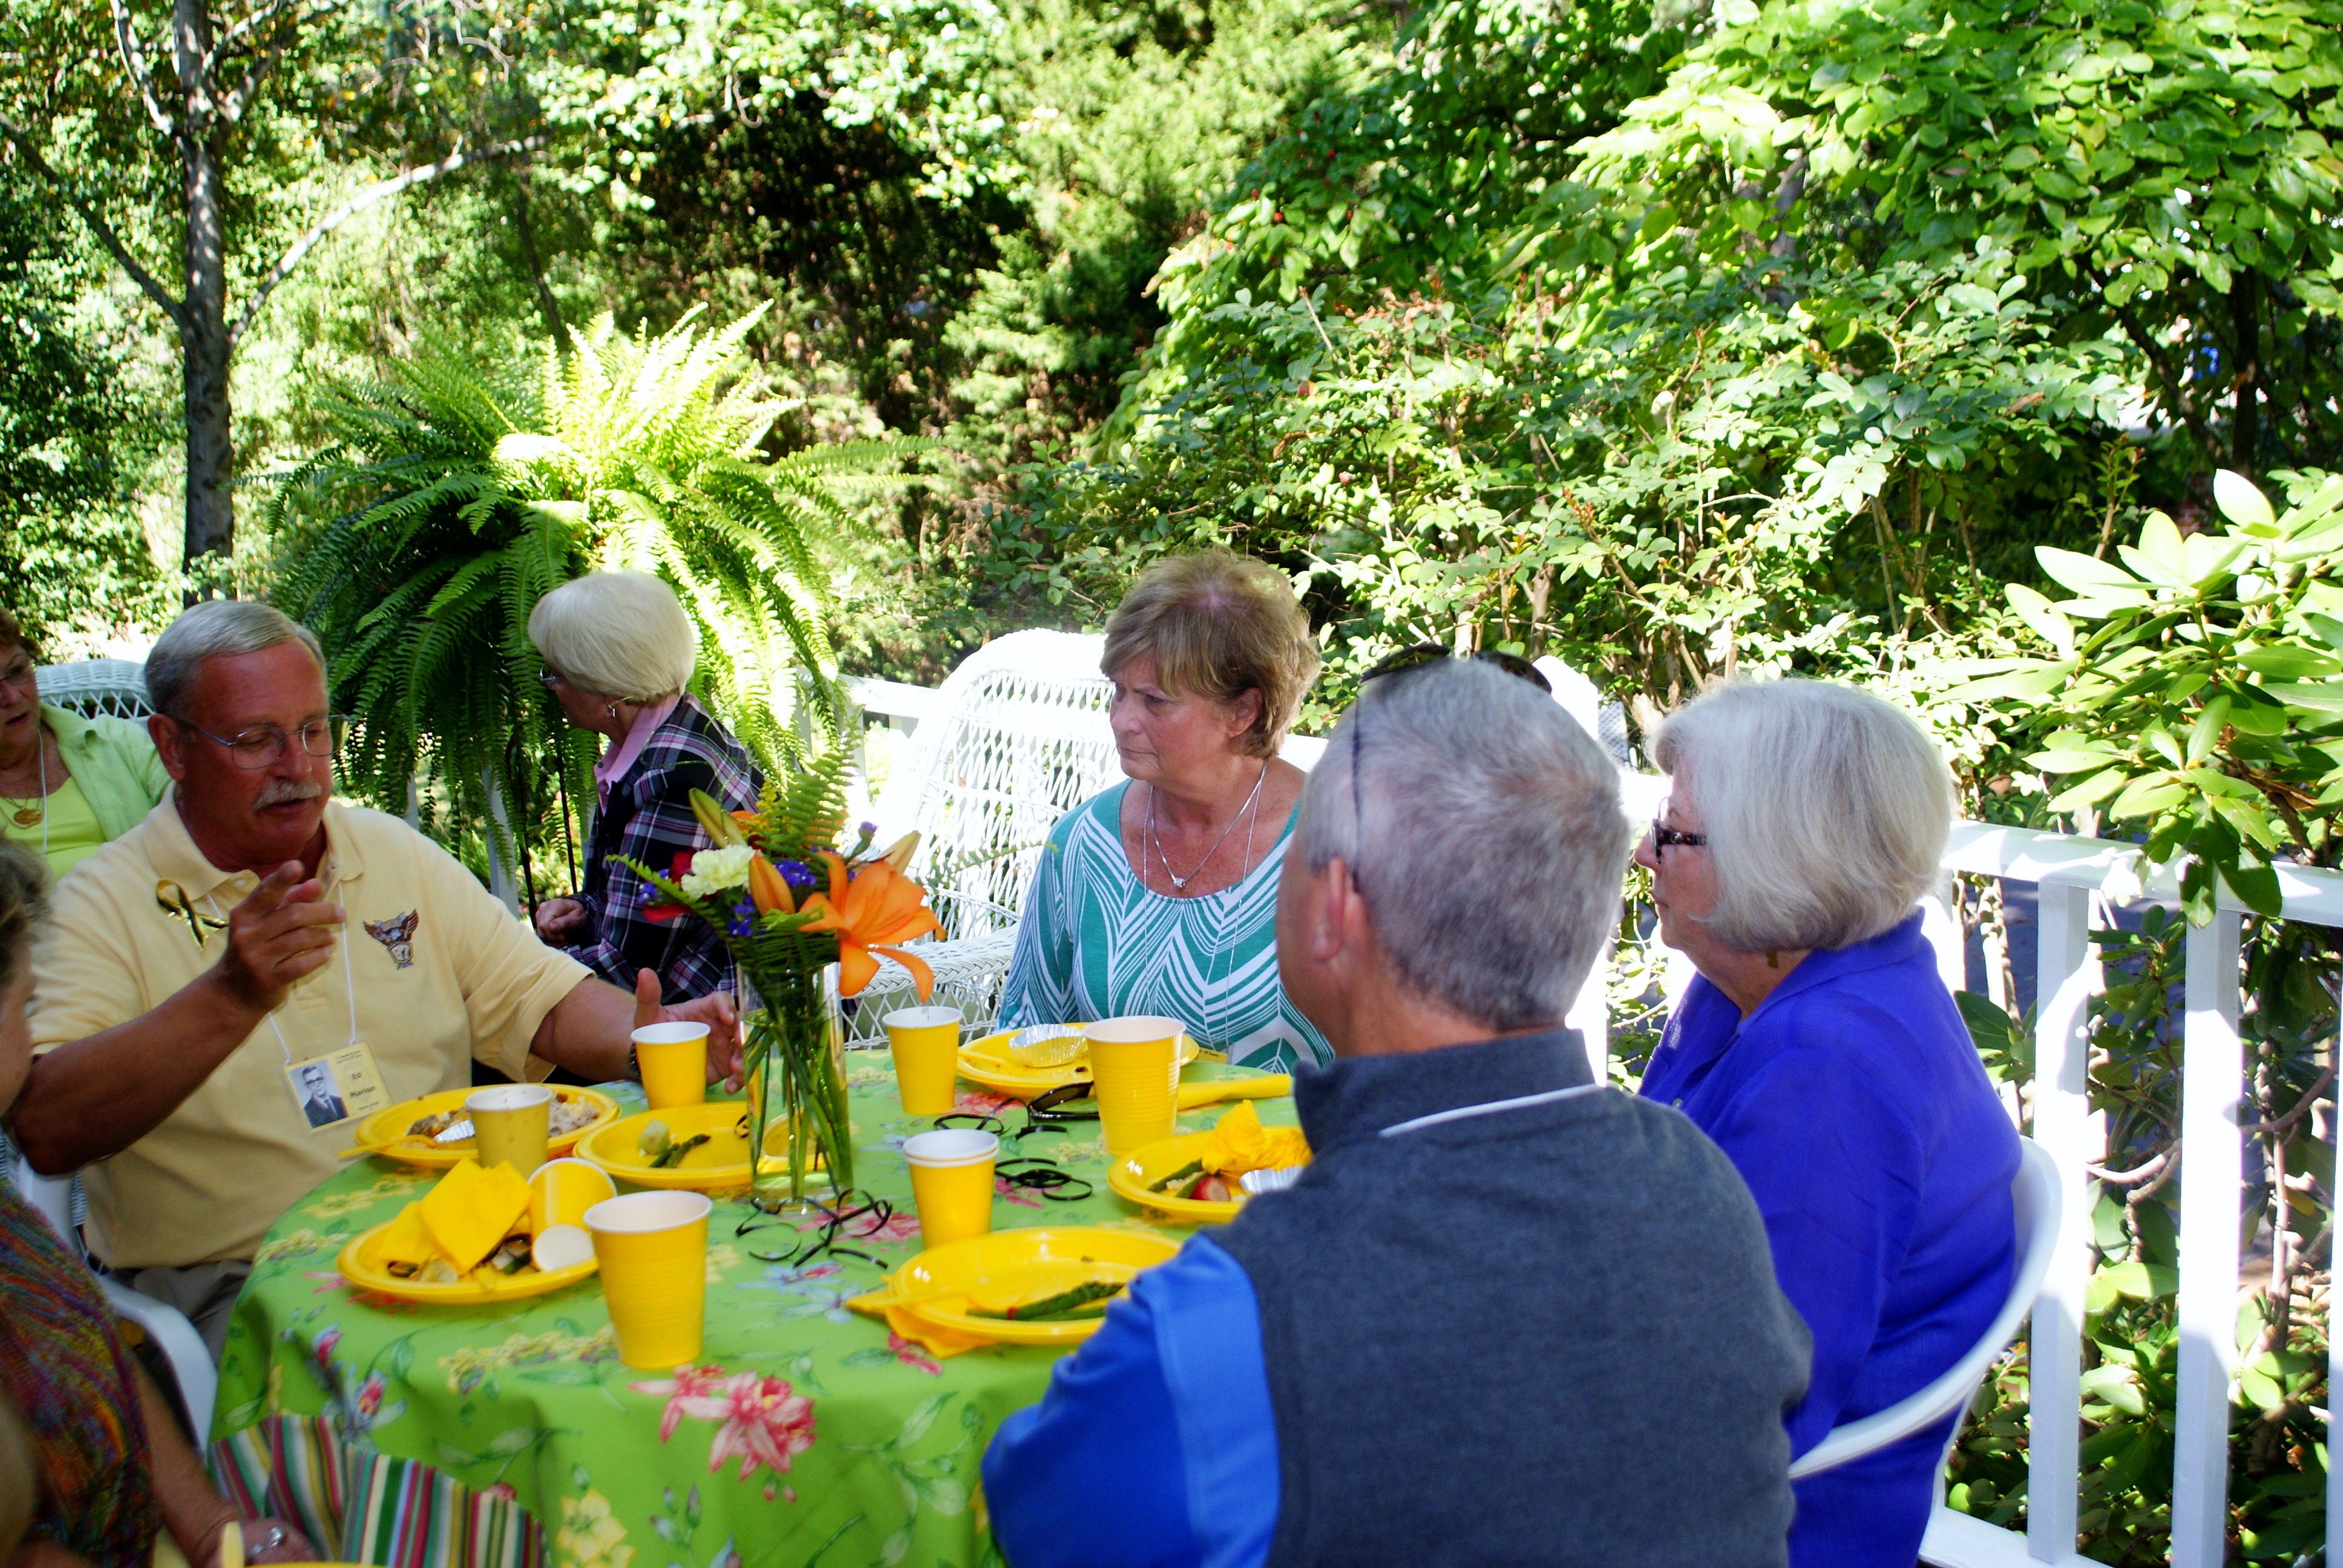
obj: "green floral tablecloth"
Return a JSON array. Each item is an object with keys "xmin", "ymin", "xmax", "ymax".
[{"xmin": 216, "ymin": 1053, "xmax": 1290, "ymax": 1568}]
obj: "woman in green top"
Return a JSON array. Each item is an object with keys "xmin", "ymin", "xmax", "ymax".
[
  {"xmin": 999, "ymin": 552, "xmax": 1332, "ymax": 1071},
  {"xmin": 0, "ymin": 610, "xmax": 172, "ymax": 878}
]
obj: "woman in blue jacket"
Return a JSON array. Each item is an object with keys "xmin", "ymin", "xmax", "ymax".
[{"xmin": 1636, "ymin": 678, "xmax": 2018, "ymax": 1568}]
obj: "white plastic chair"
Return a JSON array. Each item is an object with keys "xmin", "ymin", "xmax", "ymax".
[
  {"xmin": 1788, "ymin": 1137, "xmax": 2062, "ymax": 1480},
  {"xmin": 34, "ymin": 658, "xmax": 154, "ymax": 720},
  {"xmin": 13, "ymin": 1157, "xmax": 218, "ymax": 1440},
  {"xmin": 848, "ymin": 632, "xmax": 1123, "ymax": 1042}
]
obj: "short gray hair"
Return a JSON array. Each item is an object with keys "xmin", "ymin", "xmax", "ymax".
[
  {"xmin": 527, "ymin": 572, "xmax": 697, "ymax": 702},
  {"xmin": 1296, "ymin": 659, "xmax": 1633, "ymax": 1031},
  {"xmin": 1653, "ymin": 679, "xmax": 1952, "ymax": 953},
  {"xmin": 146, "ymin": 601, "xmax": 326, "ymax": 721}
]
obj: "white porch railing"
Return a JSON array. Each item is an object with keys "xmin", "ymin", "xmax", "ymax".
[
  {"xmin": 1925, "ymin": 822, "xmax": 2342, "ymax": 1568},
  {"xmin": 851, "ymin": 671, "xmax": 2335, "ymax": 1566}
]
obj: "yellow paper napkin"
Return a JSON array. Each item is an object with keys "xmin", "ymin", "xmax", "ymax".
[
  {"xmin": 418, "ymin": 1158, "xmax": 532, "ymax": 1270},
  {"xmin": 847, "ymin": 1288, "xmax": 991, "ymax": 1358}
]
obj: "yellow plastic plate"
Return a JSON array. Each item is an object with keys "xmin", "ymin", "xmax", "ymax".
[
  {"xmin": 350, "ymin": 1087, "xmax": 619, "ymax": 1169},
  {"xmin": 575, "ymin": 1102, "xmax": 811, "ymax": 1191},
  {"xmin": 334, "ymin": 1217, "xmax": 598, "ymax": 1304},
  {"xmin": 1107, "ymin": 1131, "xmax": 1251, "ymax": 1223},
  {"xmin": 955, "ymin": 1026, "xmax": 1200, "ymax": 1099},
  {"xmin": 888, "ymin": 1226, "xmax": 1180, "ymax": 1345}
]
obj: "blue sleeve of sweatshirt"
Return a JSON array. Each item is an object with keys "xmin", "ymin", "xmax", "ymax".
[{"xmin": 982, "ymin": 1235, "xmax": 1277, "ymax": 1568}]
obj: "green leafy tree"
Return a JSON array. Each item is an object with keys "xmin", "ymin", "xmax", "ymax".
[
  {"xmin": 0, "ymin": 163, "xmax": 171, "ymax": 648},
  {"xmin": 1956, "ymin": 468, "xmax": 2343, "ymax": 915},
  {"xmin": 0, "ymin": 0, "xmax": 545, "ymax": 572}
]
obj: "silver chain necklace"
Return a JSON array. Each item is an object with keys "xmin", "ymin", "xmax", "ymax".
[{"xmin": 1146, "ymin": 762, "xmax": 1268, "ymax": 894}]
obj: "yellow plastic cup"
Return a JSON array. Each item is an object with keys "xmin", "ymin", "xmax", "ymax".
[
  {"xmin": 464, "ymin": 1084, "xmax": 551, "ymax": 1177},
  {"xmin": 633, "ymin": 1021, "xmax": 709, "ymax": 1111},
  {"xmin": 529, "ymin": 1157, "xmax": 617, "ymax": 1233},
  {"xmin": 585, "ymin": 1190, "xmax": 713, "ymax": 1368},
  {"xmin": 886, "ymin": 1005, "xmax": 963, "ymax": 1116},
  {"xmin": 1086, "ymin": 1016, "xmax": 1183, "ymax": 1157},
  {"xmin": 903, "ymin": 1128, "xmax": 998, "ymax": 1249}
]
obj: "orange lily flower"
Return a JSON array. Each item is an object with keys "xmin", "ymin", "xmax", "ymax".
[
  {"xmin": 797, "ymin": 852, "xmax": 942, "ymax": 999},
  {"xmin": 747, "ymin": 854, "xmax": 795, "ymax": 915}
]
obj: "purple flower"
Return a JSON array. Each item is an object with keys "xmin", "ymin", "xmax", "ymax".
[
  {"xmin": 729, "ymin": 899, "xmax": 758, "ymax": 938},
  {"xmin": 778, "ymin": 860, "xmax": 816, "ymax": 891},
  {"xmin": 858, "ymin": 821, "xmax": 876, "ymax": 837}
]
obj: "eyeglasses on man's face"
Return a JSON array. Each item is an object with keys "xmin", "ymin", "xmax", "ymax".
[
  {"xmin": 0, "ymin": 654, "xmax": 37, "ymax": 699},
  {"xmin": 1650, "ymin": 825, "xmax": 1707, "ymax": 854},
  {"xmin": 177, "ymin": 716, "xmax": 342, "ymax": 770}
]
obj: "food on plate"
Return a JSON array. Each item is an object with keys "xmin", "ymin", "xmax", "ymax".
[
  {"xmin": 1149, "ymin": 1102, "xmax": 1309, "ymax": 1204},
  {"xmin": 405, "ymin": 1091, "xmax": 598, "ymax": 1145},
  {"xmin": 368, "ymin": 1158, "xmax": 582, "ymax": 1288},
  {"xmin": 650, "ymin": 1132, "xmax": 712, "ymax": 1169},
  {"xmin": 968, "ymin": 1278, "xmax": 1127, "ymax": 1322},
  {"xmin": 637, "ymin": 1119, "xmax": 672, "ymax": 1161}
]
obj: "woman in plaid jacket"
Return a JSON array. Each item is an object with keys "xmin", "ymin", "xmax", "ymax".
[{"xmin": 527, "ymin": 572, "xmax": 763, "ymax": 1004}]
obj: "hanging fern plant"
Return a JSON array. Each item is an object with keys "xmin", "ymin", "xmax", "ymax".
[{"xmin": 268, "ymin": 304, "xmax": 925, "ymax": 884}]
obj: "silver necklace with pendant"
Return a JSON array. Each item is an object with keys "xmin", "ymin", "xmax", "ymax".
[{"xmin": 1147, "ymin": 762, "xmax": 1268, "ymax": 894}]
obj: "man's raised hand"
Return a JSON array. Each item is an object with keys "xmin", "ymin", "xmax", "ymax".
[
  {"xmin": 215, "ymin": 862, "xmax": 344, "ymax": 1014},
  {"xmin": 634, "ymin": 968, "xmax": 745, "ymax": 1091}
]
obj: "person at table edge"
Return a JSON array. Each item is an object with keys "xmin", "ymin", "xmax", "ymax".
[
  {"xmin": 0, "ymin": 608, "xmax": 173, "ymax": 880},
  {"xmin": 985, "ymin": 657, "xmax": 1813, "ymax": 1567},
  {"xmin": 998, "ymin": 550, "xmax": 1331, "ymax": 1071},
  {"xmin": 0, "ymin": 843, "xmax": 322, "ymax": 1568},
  {"xmin": 1635, "ymin": 678, "xmax": 2020, "ymax": 1568},
  {"xmin": 7, "ymin": 601, "xmax": 742, "ymax": 1357},
  {"xmin": 525, "ymin": 571, "xmax": 764, "ymax": 1003}
]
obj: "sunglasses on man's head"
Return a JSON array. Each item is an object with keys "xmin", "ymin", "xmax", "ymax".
[
  {"xmin": 1348, "ymin": 644, "xmax": 1555, "ymax": 849},
  {"xmin": 1358, "ymin": 642, "xmax": 1553, "ymax": 694}
]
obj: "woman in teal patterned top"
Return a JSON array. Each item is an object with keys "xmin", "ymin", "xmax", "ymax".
[{"xmin": 1000, "ymin": 552, "xmax": 1332, "ymax": 1071}]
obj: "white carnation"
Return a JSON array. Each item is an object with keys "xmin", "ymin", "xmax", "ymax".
[{"xmin": 680, "ymin": 844, "xmax": 757, "ymax": 898}]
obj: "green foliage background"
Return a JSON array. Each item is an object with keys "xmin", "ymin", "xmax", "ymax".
[{"xmin": 5, "ymin": 0, "xmax": 2343, "ymax": 1556}]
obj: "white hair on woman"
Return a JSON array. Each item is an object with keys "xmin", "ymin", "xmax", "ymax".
[
  {"xmin": 1653, "ymin": 679, "xmax": 1952, "ymax": 953},
  {"xmin": 1296, "ymin": 659, "xmax": 1633, "ymax": 1031},
  {"xmin": 527, "ymin": 572, "xmax": 698, "ymax": 701}
]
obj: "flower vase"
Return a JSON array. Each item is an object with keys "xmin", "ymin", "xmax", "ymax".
[{"xmin": 738, "ymin": 962, "xmax": 851, "ymax": 1206}]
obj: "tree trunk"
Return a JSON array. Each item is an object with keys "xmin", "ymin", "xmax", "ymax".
[
  {"xmin": 173, "ymin": 0, "xmax": 234, "ymax": 576},
  {"xmin": 507, "ymin": 169, "xmax": 566, "ymax": 349},
  {"xmin": 2229, "ymin": 270, "xmax": 2261, "ymax": 475}
]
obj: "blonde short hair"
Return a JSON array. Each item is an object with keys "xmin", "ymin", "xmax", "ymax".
[
  {"xmin": 1101, "ymin": 552, "xmax": 1320, "ymax": 757},
  {"xmin": 1653, "ymin": 679, "xmax": 1951, "ymax": 953},
  {"xmin": 528, "ymin": 572, "xmax": 697, "ymax": 702}
]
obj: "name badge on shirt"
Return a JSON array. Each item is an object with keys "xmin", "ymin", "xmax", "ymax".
[{"xmin": 286, "ymin": 1042, "xmax": 390, "ymax": 1132}]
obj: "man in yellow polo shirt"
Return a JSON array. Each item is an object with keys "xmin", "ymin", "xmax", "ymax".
[{"xmin": 11, "ymin": 601, "xmax": 741, "ymax": 1356}]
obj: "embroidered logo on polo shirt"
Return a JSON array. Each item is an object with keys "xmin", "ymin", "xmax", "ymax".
[{"xmin": 364, "ymin": 911, "xmax": 420, "ymax": 969}]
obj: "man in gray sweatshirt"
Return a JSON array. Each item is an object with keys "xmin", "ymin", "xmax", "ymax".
[{"xmin": 984, "ymin": 656, "xmax": 1812, "ymax": 1568}]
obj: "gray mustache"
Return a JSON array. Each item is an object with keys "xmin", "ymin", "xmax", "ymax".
[{"xmin": 254, "ymin": 779, "xmax": 324, "ymax": 809}]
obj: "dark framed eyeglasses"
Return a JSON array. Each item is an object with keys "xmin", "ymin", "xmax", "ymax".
[
  {"xmin": 1651, "ymin": 826, "xmax": 1707, "ymax": 854},
  {"xmin": 1358, "ymin": 642, "xmax": 1553, "ymax": 695},
  {"xmin": 175, "ymin": 716, "xmax": 343, "ymax": 769}
]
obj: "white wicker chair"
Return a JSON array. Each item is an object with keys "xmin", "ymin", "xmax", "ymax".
[
  {"xmin": 845, "ymin": 631, "xmax": 1121, "ymax": 1044},
  {"xmin": 34, "ymin": 658, "xmax": 154, "ymax": 720}
]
